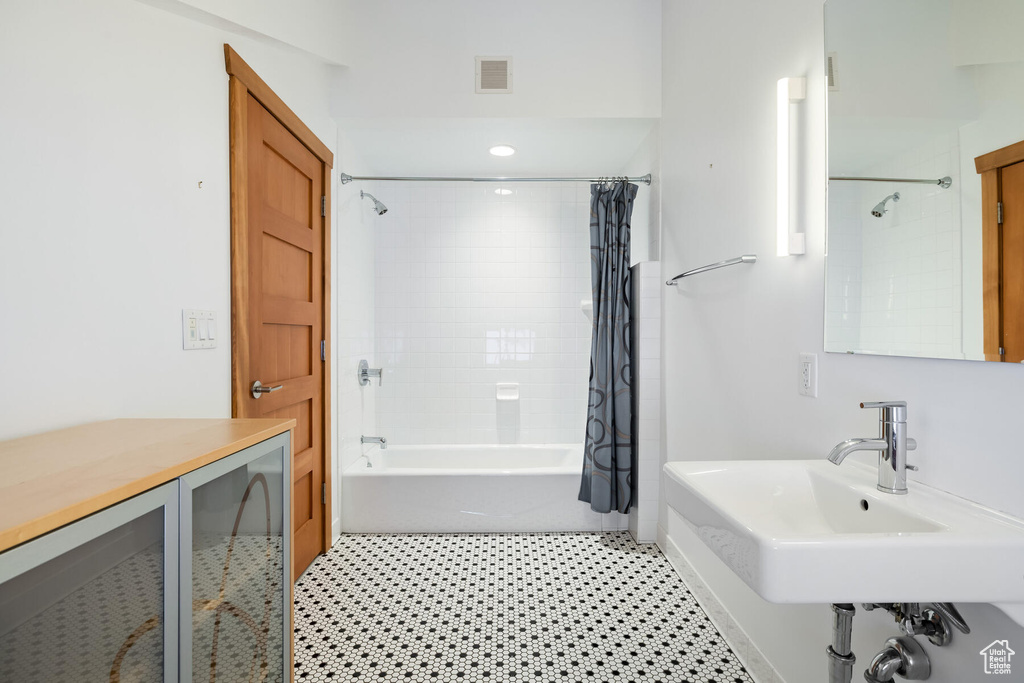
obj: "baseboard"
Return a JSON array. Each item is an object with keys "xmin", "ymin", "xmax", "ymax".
[{"xmin": 657, "ymin": 523, "xmax": 785, "ymax": 683}]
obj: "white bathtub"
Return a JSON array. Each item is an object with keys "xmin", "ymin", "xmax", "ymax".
[{"xmin": 341, "ymin": 444, "xmax": 604, "ymax": 533}]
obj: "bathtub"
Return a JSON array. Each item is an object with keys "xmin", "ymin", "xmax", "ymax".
[{"xmin": 341, "ymin": 444, "xmax": 605, "ymax": 533}]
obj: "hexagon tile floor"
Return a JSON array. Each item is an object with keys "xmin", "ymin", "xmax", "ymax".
[{"xmin": 293, "ymin": 532, "xmax": 754, "ymax": 683}]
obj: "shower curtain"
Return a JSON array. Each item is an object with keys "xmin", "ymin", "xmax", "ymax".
[{"xmin": 579, "ymin": 180, "xmax": 637, "ymax": 514}]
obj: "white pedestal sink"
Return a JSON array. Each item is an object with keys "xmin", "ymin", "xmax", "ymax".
[{"xmin": 663, "ymin": 459, "xmax": 1024, "ymax": 611}]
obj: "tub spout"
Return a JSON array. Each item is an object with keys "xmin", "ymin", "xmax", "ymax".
[{"xmin": 361, "ymin": 435, "xmax": 387, "ymax": 450}]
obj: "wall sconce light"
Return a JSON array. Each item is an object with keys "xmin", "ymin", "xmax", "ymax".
[{"xmin": 777, "ymin": 76, "xmax": 807, "ymax": 256}]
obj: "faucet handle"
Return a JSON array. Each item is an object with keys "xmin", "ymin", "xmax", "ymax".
[
  {"xmin": 860, "ymin": 401, "xmax": 908, "ymax": 423},
  {"xmin": 860, "ymin": 401, "xmax": 907, "ymax": 409},
  {"xmin": 358, "ymin": 359, "xmax": 384, "ymax": 386}
]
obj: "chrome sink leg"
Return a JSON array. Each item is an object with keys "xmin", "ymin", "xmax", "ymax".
[{"xmin": 827, "ymin": 603, "xmax": 857, "ymax": 683}]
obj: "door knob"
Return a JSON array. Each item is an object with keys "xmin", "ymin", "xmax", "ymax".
[{"xmin": 251, "ymin": 380, "xmax": 283, "ymax": 399}]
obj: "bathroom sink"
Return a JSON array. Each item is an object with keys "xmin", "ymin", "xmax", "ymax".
[{"xmin": 663, "ymin": 459, "xmax": 1024, "ymax": 605}]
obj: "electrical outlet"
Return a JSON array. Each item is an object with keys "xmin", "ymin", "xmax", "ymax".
[{"xmin": 798, "ymin": 352, "xmax": 817, "ymax": 397}]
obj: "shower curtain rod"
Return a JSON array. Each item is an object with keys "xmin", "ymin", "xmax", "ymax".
[
  {"xmin": 830, "ymin": 175, "xmax": 953, "ymax": 189},
  {"xmin": 340, "ymin": 173, "xmax": 652, "ymax": 186}
]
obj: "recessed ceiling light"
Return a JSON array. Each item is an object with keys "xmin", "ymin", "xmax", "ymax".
[
  {"xmin": 495, "ymin": 188, "xmax": 513, "ymax": 195},
  {"xmin": 489, "ymin": 145, "xmax": 516, "ymax": 157}
]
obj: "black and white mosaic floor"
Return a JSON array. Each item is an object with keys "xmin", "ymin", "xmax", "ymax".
[{"xmin": 294, "ymin": 532, "xmax": 753, "ymax": 683}]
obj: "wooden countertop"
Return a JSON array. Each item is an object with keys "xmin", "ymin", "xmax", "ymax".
[{"xmin": 0, "ymin": 418, "xmax": 295, "ymax": 553}]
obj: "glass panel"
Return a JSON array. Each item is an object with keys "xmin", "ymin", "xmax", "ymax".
[
  {"xmin": 824, "ymin": 0, "xmax": 1024, "ymax": 361},
  {"xmin": 0, "ymin": 509, "xmax": 165, "ymax": 682},
  {"xmin": 191, "ymin": 448, "xmax": 285, "ymax": 682}
]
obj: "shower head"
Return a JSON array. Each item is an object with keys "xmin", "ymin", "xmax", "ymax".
[
  {"xmin": 871, "ymin": 192, "xmax": 900, "ymax": 218},
  {"xmin": 360, "ymin": 190, "xmax": 388, "ymax": 216}
]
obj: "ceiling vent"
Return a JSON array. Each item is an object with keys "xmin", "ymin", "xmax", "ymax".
[{"xmin": 476, "ymin": 56, "xmax": 512, "ymax": 94}]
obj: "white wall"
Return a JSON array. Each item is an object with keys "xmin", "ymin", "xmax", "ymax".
[
  {"xmin": 134, "ymin": 0, "xmax": 349, "ymax": 65},
  {"xmin": 950, "ymin": 0, "xmax": 1024, "ymax": 66},
  {"xmin": 660, "ymin": 1, "xmax": 1024, "ymax": 682},
  {"xmin": 331, "ymin": 117, "xmax": 658, "ymax": 180},
  {"xmin": 624, "ymin": 123, "xmax": 662, "ymax": 263},
  {"xmin": 0, "ymin": 0, "xmax": 339, "ymax": 478},
  {"xmin": 373, "ymin": 181, "xmax": 592, "ymax": 445},
  {"xmin": 334, "ymin": 0, "xmax": 662, "ymax": 119}
]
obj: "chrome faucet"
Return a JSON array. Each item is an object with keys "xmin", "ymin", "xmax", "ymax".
[
  {"xmin": 360, "ymin": 435, "xmax": 387, "ymax": 450},
  {"xmin": 827, "ymin": 401, "xmax": 917, "ymax": 495},
  {"xmin": 358, "ymin": 360, "xmax": 383, "ymax": 386}
]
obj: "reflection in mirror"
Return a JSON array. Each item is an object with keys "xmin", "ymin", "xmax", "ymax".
[{"xmin": 824, "ymin": 0, "xmax": 1024, "ymax": 361}]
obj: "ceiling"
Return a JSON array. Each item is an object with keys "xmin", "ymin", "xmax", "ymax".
[{"xmin": 336, "ymin": 117, "xmax": 658, "ymax": 178}]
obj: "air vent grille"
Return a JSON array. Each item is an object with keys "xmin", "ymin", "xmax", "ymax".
[
  {"xmin": 827, "ymin": 52, "xmax": 840, "ymax": 91},
  {"xmin": 476, "ymin": 56, "xmax": 512, "ymax": 94}
]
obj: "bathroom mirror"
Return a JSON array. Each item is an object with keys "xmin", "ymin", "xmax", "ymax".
[{"xmin": 824, "ymin": 0, "xmax": 1024, "ymax": 361}]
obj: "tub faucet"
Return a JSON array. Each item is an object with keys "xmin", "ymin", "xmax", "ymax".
[
  {"xmin": 361, "ymin": 435, "xmax": 387, "ymax": 450},
  {"xmin": 827, "ymin": 401, "xmax": 917, "ymax": 495}
]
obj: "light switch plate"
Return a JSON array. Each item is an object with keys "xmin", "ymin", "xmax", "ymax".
[
  {"xmin": 798, "ymin": 352, "xmax": 817, "ymax": 397},
  {"xmin": 182, "ymin": 309, "xmax": 217, "ymax": 350}
]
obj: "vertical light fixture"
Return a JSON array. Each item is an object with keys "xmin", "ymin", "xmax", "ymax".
[{"xmin": 777, "ymin": 76, "xmax": 807, "ymax": 256}]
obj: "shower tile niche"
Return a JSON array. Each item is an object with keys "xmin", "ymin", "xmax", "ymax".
[{"xmin": 374, "ymin": 181, "xmax": 594, "ymax": 445}]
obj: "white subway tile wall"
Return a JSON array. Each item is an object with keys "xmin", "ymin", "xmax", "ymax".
[
  {"xmin": 374, "ymin": 181, "xmax": 595, "ymax": 445},
  {"xmin": 826, "ymin": 131, "xmax": 963, "ymax": 359}
]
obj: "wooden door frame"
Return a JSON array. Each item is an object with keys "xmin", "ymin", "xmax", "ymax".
[
  {"xmin": 975, "ymin": 139, "xmax": 1024, "ymax": 361},
  {"xmin": 224, "ymin": 44, "xmax": 333, "ymax": 554}
]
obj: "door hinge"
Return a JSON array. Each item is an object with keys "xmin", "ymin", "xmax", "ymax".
[
  {"xmin": 322, "ymin": 482, "xmax": 327, "ymax": 505},
  {"xmin": 320, "ymin": 339, "xmax": 325, "ymax": 362},
  {"xmin": 1000, "ymin": 346, "xmax": 1006, "ymax": 356},
  {"xmin": 998, "ymin": 201, "xmax": 1003, "ymax": 224},
  {"xmin": 321, "ymin": 196, "xmax": 326, "ymax": 218}
]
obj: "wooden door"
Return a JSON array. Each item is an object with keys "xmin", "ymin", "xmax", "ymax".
[
  {"xmin": 244, "ymin": 93, "xmax": 324, "ymax": 577},
  {"xmin": 1000, "ymin": 161, "xmax": 1024, "ymax": 362},
  {"xmin": 976, "ymin": 140, "xmax": 1024, "ymax": 362},
  {"xmin": 226, "ymin": 46, "xmax": 333, "ymax": 580}
]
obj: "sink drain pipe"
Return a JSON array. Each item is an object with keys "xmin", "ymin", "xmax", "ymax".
[{"xmin": 827, "ymin": 603, "xmax": 857, "ymax": 683}]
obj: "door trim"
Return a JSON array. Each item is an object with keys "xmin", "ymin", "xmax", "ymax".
[
  {"xmin": 976, "ymin": 139, "xmax": 1024, "ymax": 361},
  {"xmin": 225, "ymin": 45, "xmax": 333, "ymax": 164},
  {"xmin": 224, "ymin": 44, "xmax": 333, "ymax": 554}
]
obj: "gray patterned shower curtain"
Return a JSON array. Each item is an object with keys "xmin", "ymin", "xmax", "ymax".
[{"xmin": 578, "ymin": 180, "xmax": 636, "ymax": 514}]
